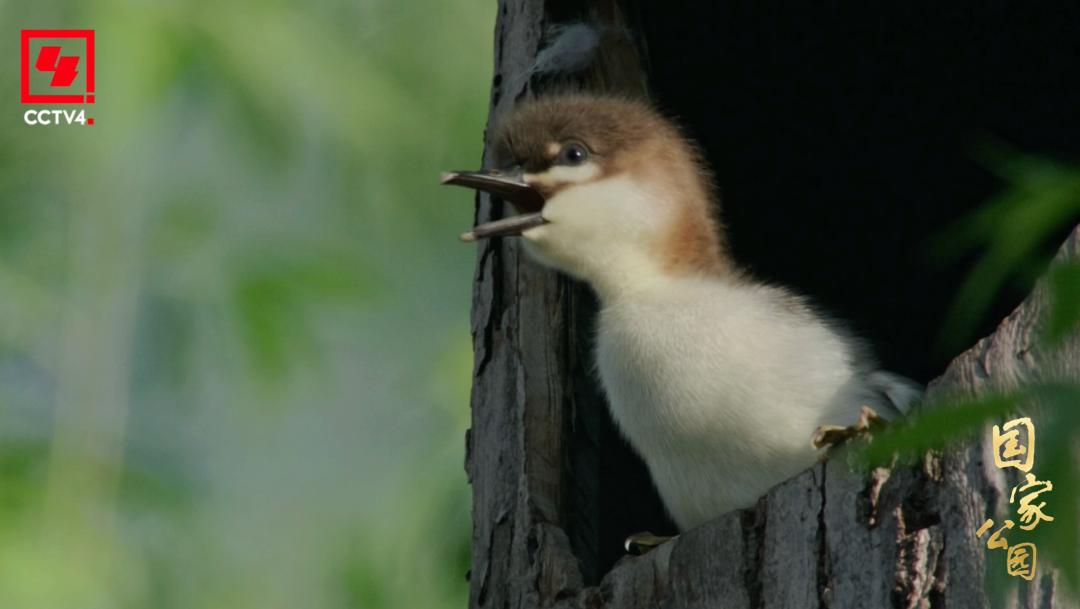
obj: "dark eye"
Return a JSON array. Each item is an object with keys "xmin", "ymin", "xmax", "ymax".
[{"xmin": 557, "ymin": 141, "xmax": 590, "ymax": 166}]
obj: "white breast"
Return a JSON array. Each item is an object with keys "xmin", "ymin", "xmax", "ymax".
[{"xmin": 595, "ymin": 276, "xmax": 874, "ymax": 530}]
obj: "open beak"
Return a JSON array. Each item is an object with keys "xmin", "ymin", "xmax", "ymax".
[{"xmin": 441, "ymin": 168, "xmax": 547, "ymax": 242}]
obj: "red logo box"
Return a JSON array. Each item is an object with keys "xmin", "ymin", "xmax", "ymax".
[{"xmin": 21, "ymin": 29, "xmax": 95, "ymax": 104}]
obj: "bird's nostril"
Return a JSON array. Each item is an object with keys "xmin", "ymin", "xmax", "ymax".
[{"xmin": 490, "ymin": 169, "xmax": 503, "ymax": 176}]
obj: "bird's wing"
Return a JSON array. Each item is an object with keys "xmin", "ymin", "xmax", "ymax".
[{"xmin": 865, "ymin": 370, "xmax": 924, "ymax": 418}]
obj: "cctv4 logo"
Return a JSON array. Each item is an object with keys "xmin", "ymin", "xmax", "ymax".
[{"xmin": 21, "ymin": 29, "xmax": 95, "ymax": 126}]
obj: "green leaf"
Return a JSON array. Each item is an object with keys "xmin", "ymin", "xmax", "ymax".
[{"xmin": 1045, "ymin": 262, "xmax": 1080, "ymax": 345}]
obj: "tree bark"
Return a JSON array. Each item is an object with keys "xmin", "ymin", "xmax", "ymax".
[
  {"xmin": 465, "ymin": 1, "xmax": 1080, "ymax": 607},
  {"xmin": 465, "ymin": 1, "xmax": 652, "ymax": 605}
]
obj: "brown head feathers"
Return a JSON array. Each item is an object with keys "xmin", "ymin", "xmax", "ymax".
[{"xmin": 493, "ymin": 94, "xmax": 733, "ymax": 276}]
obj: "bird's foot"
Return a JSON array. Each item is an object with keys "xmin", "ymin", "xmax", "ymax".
[
  {"xmin": 624, "ymin": 531, "xmax": 675, "ymax": 556},
  {"xmin": 812, "ymin": 405, "xmax": 888, "ymax": 451}
]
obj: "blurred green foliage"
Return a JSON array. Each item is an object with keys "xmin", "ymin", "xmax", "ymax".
[
  {"xmin": 0, "ymin": 0, "xmax": 493, "ymax": 607},
  {"xmin": 928, "ymin": 139, "xmax": 1080, "ymax": 354},
  {"xmin": 865, "ymin": 148, "xmax": 1080, "ymax": 597}
]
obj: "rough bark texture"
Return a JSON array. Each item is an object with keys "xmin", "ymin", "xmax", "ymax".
[
  {"xmin": 465, "ymin": 1, "xmax": 1080, "ymax": 607},
  {"xmin": 463, "ymin": 2, "xmax": 588, "ymax": 605},
  {"xmin": 465, "ymin": 1, "xmax": 650, "ymax": 605}
]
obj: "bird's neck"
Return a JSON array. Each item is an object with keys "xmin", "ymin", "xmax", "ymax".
[
  {"xmin": 583, "ymin": 240, "xmax": 735, "ymax": 306},
  {"xmin": 570, "ymin": 216, "xmax": 735, "ymax": 305}
]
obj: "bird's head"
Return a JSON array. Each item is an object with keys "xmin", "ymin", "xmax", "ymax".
[{"xmin": 443, "ymin": 94, "xmax": 731, "ymax": 298}]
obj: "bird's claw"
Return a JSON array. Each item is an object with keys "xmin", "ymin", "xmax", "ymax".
[
  {"xmin": 624, "ymin": 531, "xmax": 675, "ymax": 556},
  {"xmin": 811, "ymin": 405, "xmax": 888, "ymax": 450}
]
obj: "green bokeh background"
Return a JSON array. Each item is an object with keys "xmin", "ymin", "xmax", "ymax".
[{"xmin": 1, "ymin": 1, "xmax": 493, "ymax": 607}]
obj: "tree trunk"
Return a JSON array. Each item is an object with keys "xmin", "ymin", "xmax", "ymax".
[{"xmin": 464, "ymin": 1, "xmax": 1080, "ymax": 607}]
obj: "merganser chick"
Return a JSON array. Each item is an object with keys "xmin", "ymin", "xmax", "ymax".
[{"xmin": 442, "ymin": 93, "xmax": 922, "ymax": 532}]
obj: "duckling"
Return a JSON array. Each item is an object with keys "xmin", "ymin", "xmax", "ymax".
[{"xmin": 443, "ymin": 93, "xmax": 922, "ymax": 533}]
